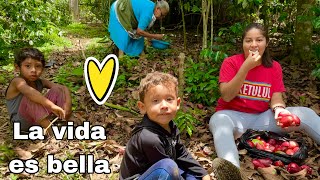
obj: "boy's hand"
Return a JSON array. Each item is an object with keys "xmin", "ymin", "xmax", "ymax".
[
  {"xmin": 51, "ymin": 105, "xmax": 66, "ymax": 119},
  {"xmin": 64, "ymin": 106, "xmax": 72, "ymax": 120},
  {"xmin": 202, "ymin": 174, "xmax": 211, "ymax": 180}
]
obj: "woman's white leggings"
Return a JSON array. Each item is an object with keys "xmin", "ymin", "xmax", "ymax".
[{"xmin": 209, "ymin": 107, "xmax": 320, "ymax": 168}]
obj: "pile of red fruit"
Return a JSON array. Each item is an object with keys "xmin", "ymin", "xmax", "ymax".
[
  {"xmin": 252, "ymin": 158, "xmax": 312, "ymax": 174},
  {"xmin": 247, "ymin": 136, "xmax": 300, "ymax": 156},
  {"xmin": 277, "ymin": 112, "xmax": 301, "ymax": 128}
]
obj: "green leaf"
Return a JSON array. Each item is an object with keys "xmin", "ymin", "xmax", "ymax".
[
  {"xmin": 191, "ymin": 5, "xmax": 200, "ymax": 13},
  {"xmin": 313, "ymin": 16, "xmax": 320, "ymax": 29},
  {"xmin": 71, "ymin": 67, "xmax": 83, "ymax": 76},
  {"xmin": 186, "ymin": 126, "xmax": 192, "ymax": 136},
  {"xmin": 278, "ymin": 12, "xmax": 288, "ymax": 22}
]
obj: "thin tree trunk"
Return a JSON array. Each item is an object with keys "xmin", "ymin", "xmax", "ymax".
[
  {"xmin": 179, "ymin": 0, "xmax": 187, "ymax": 50},
  {"xmin": 202, "ymin": 0, "xmax": 210, "ymax": 50},
  {"xmin": 290, "ymin": 0, "xmax": 315, "ymax": 65},
  {"xmin": 202, "ymin": 0, "xmax": 207, "ymax": 49},
  {"xmin": 210, "ymin": 0, "xmax": 213, "ymax": 50},
  {"xmin": 70, "ymin": 0, "xmax": 80, "ymax": 22},
  {"xmin": 178, "ymin": 53, "xmax": 185, "ymax": 101}
]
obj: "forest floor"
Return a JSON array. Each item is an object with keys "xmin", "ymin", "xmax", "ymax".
[{"xmin": 0, "ymin": 24, "xmax": 320, "ymax": 180}]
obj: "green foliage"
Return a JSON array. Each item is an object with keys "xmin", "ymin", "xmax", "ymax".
[
  {"xmin": 185, "ymin": 56, "xmax": 221, "ymax": 106},
  {"xmin": 218, "ymin": 22, "xmax": 247, "ymax": 43},
  {"xmin": 312, "ymin": 5, "xmax": 320, "ymax": 29},
  {"xmin": 174, "ymin": 110, "xmax": 199, "ymax": 137},
  {"xmin": 0, "ymin": 144, "xmax": 16, "ymax": 164},
  {"xmin": 312, "ymin": 43, "xmax": 320, "ymax": 59},
  {"xmin": 0, "ymin": 0, "xmax": 72, "ymax": 65},
  {"xmin": 80, "ymin": 0, "xmax": 114, "ymax": 24},
  {"xmin": 37, "ymin": 34, "xmax": 72, "ymax": 56},
  {"xmin": 61, "ymin": 172, "xmax": 84, "ymax": 180},
  {"xmin": 114, "ymin": 56, "xmax": 139, "ymax": 90},
  {"xmin": 311, "ymin": 64, "xmax": 320, "ymax": 80},
  {"xmin": 53, "ymin": 61, "xmax": 83, "ymax": 110},
  {"xmin": 62, "ymin": 23, "xmax": 106, "ymax": 38},
  {"xmin": 9, "ymin": 174, "xmax": 19, "ymax": 180},
  {"xmin": 85, "ymin": 40, "xmax": 113, "ymax": 60},
  {"xmin": 52, "ymin": 0, "xmax": 72, "ymax": 25},
  {"xmin": 237, "ymin": 0, "xmax": 263, "ymax": 9},
  {"xmin": 54, "ymin": 62, "xmax": 83, "ymax": 93},
  {"xmin": 185, "ymin": 33, "xmax": 229, "ymax": 106},
  {"xmin": 182, "ymin": 0, "xmax": 201, "ymax": 13},
  {"xmin": 216, "ymin": 22, "xmax": 247, "ymax": 52},
  {"xmin": 146, "ymin": 48, "xmax": 174, "ymax": 60},
  {"xmin": 311, "ymin": 44, "xmax": 320, "ymax": 79},
  {"xmin": 0, "ymin": 64, "xmax": 14, "ymax": 84}
]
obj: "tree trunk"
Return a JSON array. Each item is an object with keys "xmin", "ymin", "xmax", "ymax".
[
  {"xmin": 179, "ymin": 0, "xmax": 187, "ymax": 50},
  {"xmin": 178, "ymin": 53, "xmax": 185, "ymax": 101},
  {"xmin": 210, "ymin": 0, "xmax": 213, "ymax": 50},
  {"xmin": 202, "ymin": 0, "xmax": 210, "ymax": 50},
  {"xmin": 290, "ymin": 0, "xmax": 315, "ymax": 65},
  {"xmin": 70, "ymin": 0, "xmax": 80, "ymax": 22}
]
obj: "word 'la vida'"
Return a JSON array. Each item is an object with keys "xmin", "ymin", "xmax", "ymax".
[{"xmin": 13, "ymin": 122, "xmax": 107, "ymax": 140}]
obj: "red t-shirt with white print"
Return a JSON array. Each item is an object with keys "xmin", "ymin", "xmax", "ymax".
[{"xmin": 216, "ymin": 54, "xmax": 286, "ymax": 113}]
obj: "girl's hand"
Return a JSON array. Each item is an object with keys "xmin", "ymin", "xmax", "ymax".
[
  {"xmin": 243, "ymin": 50, "xmax": 262, "ymax": 71},
  {"xmin": 51, "ymin": 105, "xmax": 66, "ymax": 120},
  {"xmin": 274, "ymin": 108, "xmax": 291, "ymax": 126}
]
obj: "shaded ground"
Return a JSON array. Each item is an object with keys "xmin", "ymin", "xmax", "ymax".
[{"xmin": 0, "ymin": 24, "xmax": 320, "ymax": 180}]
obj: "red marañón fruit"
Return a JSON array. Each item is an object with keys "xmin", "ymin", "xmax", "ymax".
[
  {"xmin": 288, "ymin": 140, "xmax": 299, "ymax": 149},
  {"xmin": 247, "ymin": 140, "xmax": 254, "ymax": 148},
  {"xmin": 252, "ymin": 159, "xmax": 266, "ymax": 169},
  {"xmin": 258, "ymin": 158, "xmax": 272, "ymax": 167},
  {"xmin": 300, "ymin": 165, "xmax": 312, "ymax": 175},
  {"xmin": 292, "ymin": 146, "xmax": 300, "ymax": 153},
  {"xmin": 256, "ymin": 143, "xmax": 265, "ymax": 150},
  {"xmin": 273, "ymin": 160, "xmax": 284, "ymax": 167},
  {"xmin": 291, "ymin": 114, "xmax": 301, "ymax": 126},
  {"xmin": 278, "ymin": 112, "xmax": 301, "ymax": 128},
  {"xmin": 286, "ymin": 162, "xmax": 301, "ymax": 174},
  {"xmin": 285, "ymin": 149, "xmax": 294, "ymax": 156},
  {"xmin": 267, "ymin": 138, "xmax": 277, "ymax": 146},
  {"xmin": 281, "ymin": 141, "xmax": 290, "ymax": 148}
]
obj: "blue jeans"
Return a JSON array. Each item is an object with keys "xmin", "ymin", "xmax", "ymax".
[{"xmin": 138, "ymin": 158, "xmax": 197, "ymax": 180}]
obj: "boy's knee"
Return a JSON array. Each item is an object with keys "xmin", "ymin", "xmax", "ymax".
[
  {"xmin": 156, "ymin": 159, "xmax": 179, "ymax": 178},
  {"xmin": 50, "ymin": 85, "xmax": 65, "ymax": 93}
]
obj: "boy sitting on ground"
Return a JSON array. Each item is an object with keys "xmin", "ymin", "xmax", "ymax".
[
  {"xmin": 5, "ymin": 47, "xmax": 72, "ymax": 134},
  {"xmin": 120, "ymin": 71, "xmax": 243, "ymax": 180}
]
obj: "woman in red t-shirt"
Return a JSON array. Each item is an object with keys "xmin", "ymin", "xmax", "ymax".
[{"xmin": 209, "ymin": 23, "xmax": 320, "ymax": 168}]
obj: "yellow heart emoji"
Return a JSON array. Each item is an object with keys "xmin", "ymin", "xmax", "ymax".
[{"xmin": 84, "ymin": 54, "xmax": 119, "ymax": 105}]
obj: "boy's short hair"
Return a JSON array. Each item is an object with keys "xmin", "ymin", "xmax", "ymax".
[
  {"xmin": 138, "ymin": 71, "xmax": 178, "ymax": 102},
  {"xmin": 14, "ymin": 47, "xmax": 45, "ymax": 67}
]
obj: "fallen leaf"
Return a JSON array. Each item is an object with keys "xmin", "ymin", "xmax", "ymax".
[
  {"xmin": 90, "ymin": 173, "xmax": 108, "ymax": 180},
  {"xmin": 195, "ymin": 151, "xmax": 207, "ymax": 158},
  {"xmin": 27, "ymin": 142, "xmax": 46, "ymax": 153},
  {"xmin": 14, "ymin": 147, "xmax": 33, "ymax": 160},
  {"xmin": 239, "ymin": 149, "xmax": 248, "ymax": 155},
  {"xmin": 257, "ymin": 166, "xmax": 283, "ymax": 180}
]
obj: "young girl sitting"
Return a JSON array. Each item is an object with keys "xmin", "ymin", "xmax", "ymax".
[{"xmin": 5, "ymin": 47, "xmax": 72, "ymax": 133}]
